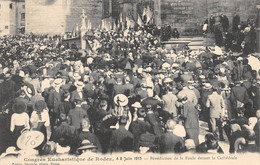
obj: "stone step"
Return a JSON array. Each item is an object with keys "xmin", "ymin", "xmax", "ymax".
[{"xmin": 169, "ymin": 37, "xmax": 192, "ymax": 41}]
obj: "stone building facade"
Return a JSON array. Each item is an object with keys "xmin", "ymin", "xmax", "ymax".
[
  {"xmin": 0, "ymin": 0, "xmax": 25, "ymax": 36},
  {"xmin": 25, "ymin": 0, "xmax": 102, "ymax": 35},
  {"xmin": 207, "ymin": 0, "xmax": 260, "ymax": 23},
  {"xmin": 24, "ymin": 0, "xmax": 259, "ymax": 35}
]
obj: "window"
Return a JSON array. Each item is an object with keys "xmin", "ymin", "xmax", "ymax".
[
  {"xmin": 21, "ymin": 13, "xmax": 25, "ymax": 21},
  {"xmin": 0, "ymin": 4, "xmax": 1, "ymax": 9},
  {"xmin": 22, "ymin": 5, "xmax": 25, "ymax": 9},
  {"xmin": 10, "ymin": 3, "xmax": 13, "ymax": 9},
  {"xmin": 5, "ymin": 26, "xmax": 8, "ymax": 29}
]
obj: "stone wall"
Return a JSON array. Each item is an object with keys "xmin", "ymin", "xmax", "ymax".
[
  {"xmin": 65, "ymin": 0, "xmax": 102, "ymax": 32},
  {"xmin": 161, "ymin": 0, "xmax": 206, "ymax": 34},
  {"xmin": 25, "ymin": 0, "xmax": 67, "ymax": 34},
  {"xmin": 25, "ymin": 0, "xmax": 102, "ymax": 34}
]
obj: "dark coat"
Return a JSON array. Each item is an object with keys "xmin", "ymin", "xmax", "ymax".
[
  {"xmin": 183, "ymin": 101, "xmax": 199, "ymax": 129},
  {"xmin": 230, "ymin": 86, "xmax": 249, "ymax": 106},
  {"xmin": 68, "ymin": 106, "xmax": 88, "ymax": 130},
  {"xmin": 158, "ymin": 132, "xmax": 184, "ymax": 153},
  {"xmin": 108, "ymin": 126, "xmax": 134, "ymax": 153}
]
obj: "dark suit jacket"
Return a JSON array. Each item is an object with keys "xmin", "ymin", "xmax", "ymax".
[
  {"xmin": 183, "ymin": 101, "xmax": 199, "ymax": 129},
  {"xmin": 230, "ymin": 86, "xmax": 249, "ymax": 104},
  {"xmin": 108, "ymin": 126, "xmax": 134, "ymax": 153},
  {"xmin": 158, "ymin": 132, "xmax": 184, "ymax": 153}
]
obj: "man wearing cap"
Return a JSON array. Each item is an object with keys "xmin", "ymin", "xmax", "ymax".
[{"xmin": 70, "ymin": 81, "xmax": 86, "ymax": 103}]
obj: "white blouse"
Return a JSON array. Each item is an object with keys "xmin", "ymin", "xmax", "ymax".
[
  {"xmin": 10, "ymin": 112, "xmax": 30, "ymax": 132},
  {"xmin": 30, "ymin": 109, "xmax": 50, "ymax": 127}
]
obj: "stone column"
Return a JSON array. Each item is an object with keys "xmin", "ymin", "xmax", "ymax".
[
  {"xmin": 256, "ymin": 5, "xmax": 260, "ymax": 53},
  {"xmin": 81, "ymin": 9, "xmax": 87, "ymax": 51},
  {"xmin": 154, "ymin": 0, "xmax": 161, "ymax": 26}
]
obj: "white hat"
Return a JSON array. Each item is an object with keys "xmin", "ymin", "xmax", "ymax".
[
  {"xmin": 172, "ymin": 63, "xmax": 179, "ymax": 68},
  {"xmin": 164, "ymin": 77, "xmax": 172, "ymax": 83},
  {"xmin": 162, "ymin": 62, "xmax": 171, "ymax": 69},
  {"xmin": 237, "ymin": 57, "xmax": 243, "ymax": 61},
  {"xmin": 74, "ymin": 81, "xmax": 84, "ymax": 88},
  {"xmin": 114, "ymin": 94, "xmax": 128, "ymax": 107},
  {"xmin": 19, "ymin": 70, "xmax": 25, "ymax": 77},
  {"xmin": 72, "ymin": 73, "xmax": 81, "ymax": 80},
  {"xmin": 137, "ymin": 68, "xmax": 143, "ymax": 74},
  {"xmin": 17, "ymin": 130, "xmax": 44, "ymax": 150},
  {"xmin": 203, "ymin": 83, "xmax": 212, "ymax": 89},
  {"xmin": 132, "ymin": 102, "xmax": 142, "ymax": 108},
  {"xmin": 213, "ymin": 46, "xmax": 223, "ymax": 55},
  {"xmin": 53, "ymin": 78, "xmax": 63, "ymax": 87}
]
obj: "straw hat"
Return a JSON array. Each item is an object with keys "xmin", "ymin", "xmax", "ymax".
[
  {"xmin": 77, "ymin": 140, "xmax": 97, "ymax": 151},
  {"xmin": 114, "ymin": 94, "xmax": 128, "ymax": 107},
  {"xmin": 132, "ymin": 102, "xmax": 142, "ymax": 108},
  {"xmin": 71, "ymin": 73, "xmax": 81, "ymax": 80},
  {"xmin": 17, "ymin": 130, "xmax": 44, "ymax": 150}
]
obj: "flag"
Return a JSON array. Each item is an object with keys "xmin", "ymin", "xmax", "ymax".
[
  {"xmin": 142, "ymin": 7, "xmax": 147, "ymax": 18},
  {"xmin": 87, "ymin": 20, "xmax": 90, "ymax": 30},
  {"xmin": 75, "ymin": 24, "xmax": 79, "ymax": 36},
  {"xmin": 126, "ymin": 16, "xmax": 130, "ymax": 29},
  {"xmin": 113, "ymin": 21, "xmax": 117, "ymax": 30},
  {"xmin": 137, "ymin": 14, "xmax": 143, "ymax": 26},
  {"xmin": 146, "ymin": 5, "xmax": 152, "ymax": 24},
  {"xmin": 71, "ymin": 27, "xmax": 76, "ymax": 38},
  {"xmin": 119, "ymin": 13, "xmax": 123, "ymax": 23}
]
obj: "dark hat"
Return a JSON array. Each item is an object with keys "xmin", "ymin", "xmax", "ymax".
[{"xmin": 12, "ymin": 101, "xmax": 27, "ymax": 114}]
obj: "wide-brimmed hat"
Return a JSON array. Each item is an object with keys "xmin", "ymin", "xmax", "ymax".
[
  {"xmin": 164, "ymin": 77, "xmax": 172, "ymax": 83},
  {"xmin": 203, "ymin": 83, "xmax": 212, "ymax": 89},
  {"xmin": 114, "ymin": 94, "xmax": 128, "ymax": 107},
  {"xmin": 0, "ymin": 146, "xmax": 19, "ymax": 158},
  {"xmin": 17, "ymin": 130, "xmax": 44, "ymax": 150},
  {"xmin": 132, "ymin": 102, "xmax": 142, "ymax": 108},
  {"xmin": 71, "ymin": 73, "xmax": 81, "ymax": 80},
  {"xmin": 172, "ymin": 63, "xmax": 179, "ymax": 68},
  {"xmin": 53, "ymin": 78, "xmax": 63, "ymax": 87},
  {"xmin": 77, "ymin": 140, "xmax": 97, "ymax": 151},
  {"xmin": 74, "ymin": 81, "xmax": 84, "ymax": 88}
]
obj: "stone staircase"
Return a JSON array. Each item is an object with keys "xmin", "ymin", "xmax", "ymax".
[{"xmin": 161, "ymin": 34, "xmax": 216, "ymax": 53}]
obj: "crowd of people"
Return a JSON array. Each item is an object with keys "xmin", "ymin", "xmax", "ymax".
[
  {"xmin": 205, "ymin": 13, "xmax": 257, "ymax": 55},
  {"xmin": 0, "ymin": 17, "xmax": 260, "ymax": 158}
]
